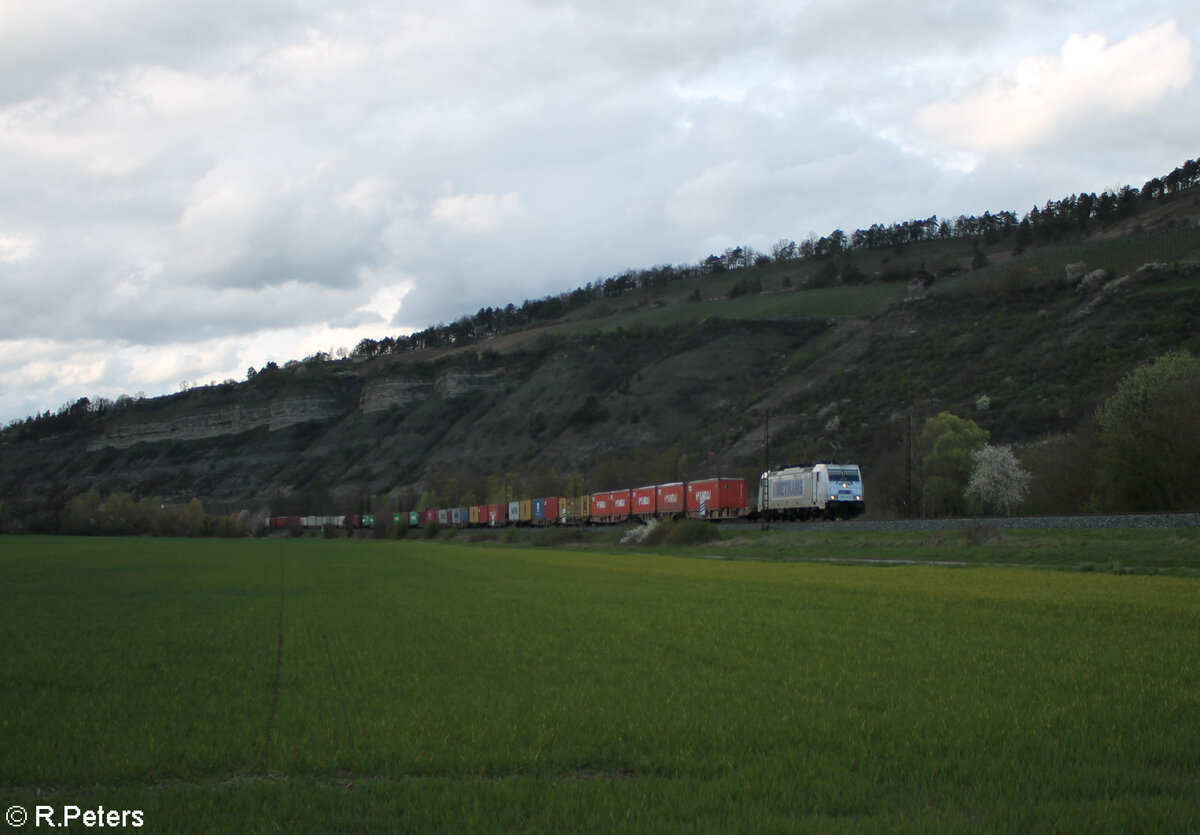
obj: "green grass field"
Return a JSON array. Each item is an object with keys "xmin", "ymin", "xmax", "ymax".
[{"xmin": 2, "ymin": 534, "xmax": 1198, "ymax": 832}]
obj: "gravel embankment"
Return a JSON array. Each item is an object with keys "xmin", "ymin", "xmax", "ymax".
[{"xmin": 819, "ymin": 513, "xmax": 1200, "ymax": 533}]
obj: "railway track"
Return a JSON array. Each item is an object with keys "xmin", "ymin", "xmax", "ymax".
[{"xmin": 762, "ymin": 512, "xmax": 1200, "ymax": 533}]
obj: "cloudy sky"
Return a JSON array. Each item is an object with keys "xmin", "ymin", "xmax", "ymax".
[{"xmin": 2, "ymin": 0, "xmax": 1197, "ymax": 423}]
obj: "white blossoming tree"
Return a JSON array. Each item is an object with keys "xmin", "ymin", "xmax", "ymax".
[{"xmin": 965, "ymin": 444, "xmax": 1030, "ymax": 516}]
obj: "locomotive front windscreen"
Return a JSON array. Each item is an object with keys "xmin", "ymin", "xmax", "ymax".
[{"xmin": 827, "ymin": 467, "xmax": 860, "ymax": 483}]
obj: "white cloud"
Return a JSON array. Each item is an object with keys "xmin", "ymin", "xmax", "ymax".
[
  {"xmin": 430, "ymin": 192, "xmax": 524, "ymax": 233},
  {"xmin": 666, "ymin": 161, "xmax": 776, "ymax": 232},
  {"xmin": 0, "ymin": 234, "xmax": 34, "ymax": 262},
  {"xmin": 335, "ymin": 178, "xmax": 393, "ymax": 218},
  {"xmin": 915, "ymin": 21, "xmax": 1195, "ymax": 154},
  {"xmin": 361, "ymin": 279, "xmax": 413, "ymax": 323}
]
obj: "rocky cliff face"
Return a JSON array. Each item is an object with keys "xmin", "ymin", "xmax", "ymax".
[
  {"xmin": 80, "ymin": 363, "xmax": 518, "ymax": 451},
  {"xmin": 87, "ymin": 395, "xmax": 345, "ymax": 450},
  {"xmin": 1, "ymin": 321, "xmax": 822, "ymax": 512},
  {"xmin": 359, "ymin": 378, "xmax": 432, "ymax": 413}
]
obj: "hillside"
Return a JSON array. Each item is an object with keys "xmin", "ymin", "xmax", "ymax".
[{"xmin": 3, "ymin": 187, "xmax": 1200, "ymax": 529}]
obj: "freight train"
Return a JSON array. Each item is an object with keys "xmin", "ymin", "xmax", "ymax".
[
  {"xmin": 266, "ymin": 463, "xmax": 864, "ymax": 531},
  {"xmin": 267, "ymin": 514, "xmax": 376, "ymax": 532}
]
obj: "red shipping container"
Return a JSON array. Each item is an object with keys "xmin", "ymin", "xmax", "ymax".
[
  {"xmin": 655, "ymin": 482, "xmax": 685, "ymax": 514},
  {"xmin": 486, "ymin": 503, "xmax": 509, "ymax": 526},
  {"xmin": 422, "ymin": 509, "xmax": 438, "ymax": 525},
  {"xmin": 686, "ymin": 478, "xmax": 747, "ymax": 518},
  {"xmin": 610, "ymin": 489, "xmax": 632, "ymax": 520},
  {"xmin": 544, "ymin": 496, "xmax": 560, "ymax": 524},
  {"xmin": 590, "ymin": 492, "xmax": 611, "ymax": 522},
  {"xmin": 632, "ymin": 486, "xmax": 657, "ymax": 517}
]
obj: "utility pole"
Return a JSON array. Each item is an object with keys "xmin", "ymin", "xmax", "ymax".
[
  {"xmin": 761, "ymin": 412, "xmax": 770, "ymax": 531},
  {"xmin": 905, "ymin": 413, "xmax": 913, "ymax": 520},
  {"xmin": 762, "ymin": 412, "xmax": 770, "ymax": 474}
]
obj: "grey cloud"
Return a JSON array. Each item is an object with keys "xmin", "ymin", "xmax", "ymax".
[
  {"xmin": 1, "ymin": 0, "xmax": 1199, "ymax": 423},
  {"xmin": 0, "ymin": 0, "xmax": 323, "ymax": 103},
  {"xmin": 781, "ymin": 0, "xmax": 1004, "ymax": 59},
  {"xmin": 80, "ymin": 282, "xmax": 364, "ymax": 346}
]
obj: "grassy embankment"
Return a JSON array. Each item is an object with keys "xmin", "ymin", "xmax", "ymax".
[
  {"xmin": 2, "ymin": 534, "xmax": 1198, "ymax": 832},
  {"xmin": 640, "ymin": 524, "xmax": 1200, "ymax": 574}
]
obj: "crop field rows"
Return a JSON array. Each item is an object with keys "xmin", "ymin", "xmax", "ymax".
[{"xmin": 2, "ymin": 535, "xmax": 1198, "ymax": 832}]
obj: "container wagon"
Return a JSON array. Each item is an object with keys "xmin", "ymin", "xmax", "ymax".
[{"xmin": 686, "ymin": 478, "xmax": 746, "ymax": 520}]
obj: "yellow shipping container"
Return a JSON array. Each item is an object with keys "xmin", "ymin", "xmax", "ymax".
[
  {"xmin": 469, "ymin": 505, "xmax": 480, "ymax": 525},
  {"xmin": 560, "ymin": 495, "xmax": 591, "ymax": 523},
  {"xmin": 519, "ymin": 499, "xmax": 533, "ymax": 522}
]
